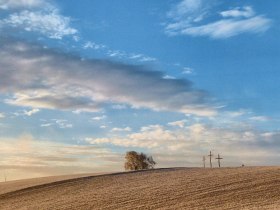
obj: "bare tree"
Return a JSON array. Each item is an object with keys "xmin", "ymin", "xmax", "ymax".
[{"xmin": 124, "ymin": 151, "xmax": 156, "ymax": 171}]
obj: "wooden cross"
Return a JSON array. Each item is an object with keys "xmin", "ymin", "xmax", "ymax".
[
  {"xmin": 208, "ymin": 151, "xmax": 213, "ymax": 168},
  {"xmin": 202, "ymin": 156, "xmax": 206, "ymax": 168},
  {"xmin": 216, "ymin": 154, "xmax": 223, "ymax": 168}
]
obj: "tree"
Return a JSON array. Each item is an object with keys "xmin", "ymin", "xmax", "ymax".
[{"xmin": 124, "ymin": 151, "xmax": 156, "ymax": 171}]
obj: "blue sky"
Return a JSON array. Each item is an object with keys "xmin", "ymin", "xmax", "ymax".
[{"xmin": 0, "ymin": 0, "xmax": 279, "ymax": 180}]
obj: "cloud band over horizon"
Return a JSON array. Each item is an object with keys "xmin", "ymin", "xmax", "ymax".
[{"xmin": 0, "ymin": 37, "xmax": 216, "ymax": 116}]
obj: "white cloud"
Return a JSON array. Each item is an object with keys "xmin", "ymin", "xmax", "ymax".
[
  {"xmin": 88, "ymin": 125, "xmax": 170, "ymax": 149},
  {"xmin": 73, "ymin": 35, "xmax": 80, "ymax": 42},
  {"xmin": 92, "ymin": 115, "xmax": 107, "ymax": 121},
  {"xmin": 165, "ymin": 2, "xmax": 271, "ymax": 38},
  {"xmin": 180, "ymin": 106, "xmax": 216, "ymax": 117},
  {"xmin": 83, "ymin": 41, "xmax": 106, "ymax": 50},
  {"xmin": 166, "ymin": 0, "xmax": 209, "ymax": 35},
  {"xmin": 111, "ymin": 127, "xmax": 131, "ymax": 132},
  {"xmin": 167, "ymin": 0, "xmax": 205, "ymax": 20},
  {"xmin": 220, "ymin": 6, "xmax": 255, "ymax": 18},
  {"xmin": 0, "ymin": 0, "xmax": 77, "ymax": 40},
  {"xmin": 0, "ymin": 39, "xmax": 216, "ymax": 116},
  {"xmin": 111, "ymin": 104, "xmax": 127, "ymax": 110},
  {"xmin": 40, "ymin": 119, "xmax": 73, "ymax": 128},
  {"xmin": 182, "ymin": 67, "xmax": 194, "ymax": 74},
  {"xmin": 137, "ymin": 56, "xmax": 157, "ymax": 62},
  {"xmin": 87, "ymin": 122, "xmax": 280, "ymax": 167},
  {"xmin": 182, "ymin": 16, "xmax": 271, "ymax": 39},
  {"xmin": 168, "ymin": 120, "xmax": 186, "ymax": 128},
  {"xmin": 0, "ymin": 0, "xmax": 46, "ymax": 10},
  {"xmin": 23, "ymin": 108, "xmax": 40, "ymax": 116},
  {"xmin": 0, "ymin": 112, "xmax": 5, "ymax": 118},
  {"xmin": 106, "ymin": 50, "xmax": 157, "ymax": 63},
  {"xmin": 107, "ymin": 50, "xmax": 125, "ymax": 58},
  {"xmin": 226, "ymin": 110, "xmax": 247, "ymax": 118},
  {"xmin": 163, "ymin": 75, "xmax": 176, "ymax": 79},
  {"xmin": 40, "ymin": 123, "xmax": 52, "ymax": 127},
  {"xmin": 53, "ymin": 119, "xmax": 73, "ymax": 129},
  {"xmin": 3, "ymin": 10, "xmax": 77, "ymax": 39},
  {"xmin": 249, "ymin": 116, "xmax": 269, "ymax": 122},
  {"xmin": 13, "ymin": 108, "xmax": 40, "ymax": 117}
]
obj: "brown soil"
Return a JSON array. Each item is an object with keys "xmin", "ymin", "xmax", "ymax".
[{"xmin": 0, "ymin": 167, "xmax": 279, "ymax": 210}]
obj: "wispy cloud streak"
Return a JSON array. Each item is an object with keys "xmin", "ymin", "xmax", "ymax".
[{"xmin": 165, "ymin": 1, "xmax": 271, "ymax": 38}]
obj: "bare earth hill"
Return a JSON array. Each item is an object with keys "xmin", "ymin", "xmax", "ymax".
[{"xmin": 0, "ymin": 167, "xmax": 279, "ymax": 210}]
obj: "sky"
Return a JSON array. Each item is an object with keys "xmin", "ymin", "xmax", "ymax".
[{"xmin": 0, "ymin": 0, "xmax": 279, "ymax": 181}]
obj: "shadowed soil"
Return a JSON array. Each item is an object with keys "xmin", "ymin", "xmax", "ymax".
[{"xmin": 0, "ymin": 167, "xmax": 279, "ymax": 209}]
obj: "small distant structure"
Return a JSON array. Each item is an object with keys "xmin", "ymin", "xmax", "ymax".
[
  {"xmin": 208, "ymin": 151, "xmax": 213, "ymax": 168},
  {"xmin": 202, "ymin": 156, "xmax": 206, "ymax": 168},
  {"xmin": 215, "ymin": 154, "xmax": 223, "ymax": 168},
  {"xmin": 241, "ymin": 164, "xmax": 245, "ymax": 167}
]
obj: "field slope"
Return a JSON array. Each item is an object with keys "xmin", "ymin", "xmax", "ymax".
[{"xmin": 0, "ymin": 167, "xmax": 279, "ymax": 210}]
